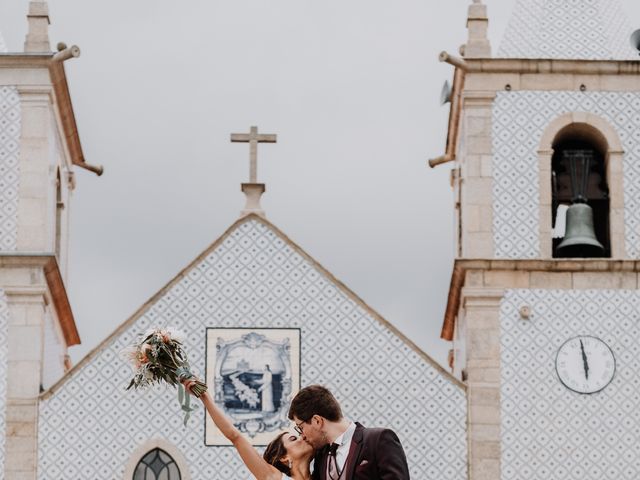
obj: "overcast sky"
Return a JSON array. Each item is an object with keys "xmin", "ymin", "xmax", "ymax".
[{"xmin": 1, "ymin": 1, "xmax": 639, "ymax": 368}]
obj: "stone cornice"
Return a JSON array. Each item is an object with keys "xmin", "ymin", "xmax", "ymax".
[
  {"xmin": 441, "ymin": 258, "xmax": 640, "ymax": 340},
  {"xmin": 465, "ymin": 58, "xmax": 640, "ymax": 75},
  {"xmin": 0, "ymin": 53, "xmax": 52, "ymax": 67},
  {"xmin": 452, "ymin": 258, "xmax": 640, "ymax": 272},
  {"xmin": 0, "ymin": 53, "xmax": 101, "ymax": 175},
  {"xmin": 0, "ymin": 253, "xmax": 80, "ymax": 346}
]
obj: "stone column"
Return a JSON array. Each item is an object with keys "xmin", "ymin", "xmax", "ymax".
[
  {"xmin": 16, "ymin": 88, "xmax": 54, "ymax": 253},
  {"xmin": 2, "ymin": 266, "xmax": 48, "ymax": 480},
  {"xmin": 460, "ymin": 92, "xmax": 496, "ymax": 258},
  {"xmin": 462, "ymin": 285, "xmax": 504, "ymax": 480}
]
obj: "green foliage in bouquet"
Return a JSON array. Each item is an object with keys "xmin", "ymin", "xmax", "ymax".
[{"xmin": 122, "ymin": 327, "xmax": 207, "ymax": 425}]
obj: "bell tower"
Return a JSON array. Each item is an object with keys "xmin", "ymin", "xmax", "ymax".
[
  {"xmin": 432, "ymin": 1, "xmax": 640, "ymax": 479},
  {"xmin": 0, "ymin": 2, "xmax": 100, "ymax": 477}
]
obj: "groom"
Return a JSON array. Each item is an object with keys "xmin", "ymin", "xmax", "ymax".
[{"xmin": 288, "ymin": 385, "xmax": 410, "ymax": 480}]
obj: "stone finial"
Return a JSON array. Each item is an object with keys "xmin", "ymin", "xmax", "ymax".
[
  {"xmin": 24, "ymin": 1, "xmax": 51, "ymax": 53},
  {"xmin": 464, "ymin": 1, "xmax": 491, "ymax": 58},
  {"xmin": 231, "ymin": 126, "xmax": 277, "ymax": 218},
  {"xmin": 240, "ymin": 183, "xmax": 267, "ymax": 218}
]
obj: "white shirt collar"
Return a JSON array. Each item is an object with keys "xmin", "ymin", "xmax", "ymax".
[{"xmin": 332, "ymin": 421, "xmax": 356, "ymax": 448}]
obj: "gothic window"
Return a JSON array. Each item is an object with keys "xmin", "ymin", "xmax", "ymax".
[
  {"xmin": 133, "ymin": 448, "xmax": 181, "ymax": 480},
  {"xmin": 551, "ymin": 127, "xmax": 610, "ymax": 258}
]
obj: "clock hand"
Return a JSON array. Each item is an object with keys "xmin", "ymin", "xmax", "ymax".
[{"xmin": 580, "ymin": 339, "xmax": 589, "ymax": 380}]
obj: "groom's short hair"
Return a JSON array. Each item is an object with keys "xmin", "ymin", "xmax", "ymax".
[{"xmin": 288, "ymin": 385, "xmax": 342, "ymax": 422}]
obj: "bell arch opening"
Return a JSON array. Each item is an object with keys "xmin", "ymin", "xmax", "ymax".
[{"xmin": 551, "ymin": 123, "xmax": 610, "ymax": 258}]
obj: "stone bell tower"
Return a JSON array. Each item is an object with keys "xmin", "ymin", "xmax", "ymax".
[
  {"xmin": 0, "ymin": 2, "xmax": 100, "ymax": 478},
  {"xmin": 432, "ymin": 1, "xmax": 640, "ymax": 479}
]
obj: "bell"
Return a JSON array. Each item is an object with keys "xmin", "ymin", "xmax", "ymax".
[{"xmin": 556, "ymin": 203, "xmax": 604, "ymax": 257}]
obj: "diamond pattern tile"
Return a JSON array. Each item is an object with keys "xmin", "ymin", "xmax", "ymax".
[
  {"xmin": 492, "ymin": 90, "xmax": 640, "ymax": 258},
  {"xmin": 498, "ymin": 0, "xmax": 637, "ymax": 60},
  {"xmin": 0, "ymin": 87, "xmax": 20, "ymax": 251},
  {"xmin": 0, "ymin": 290, "xmax": 8, "ymax": 472},
  {"xmin": 500, "ymin": 289, "xmax": 640, "ymax": 480},
  {"xmin": 38, "ymin": 218, "xmax": 467, "ymax": 480}
]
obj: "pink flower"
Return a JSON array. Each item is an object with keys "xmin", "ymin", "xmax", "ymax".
[{"xmin": 138, "ymin": 343, "xmax": 151, "ymax": 364}]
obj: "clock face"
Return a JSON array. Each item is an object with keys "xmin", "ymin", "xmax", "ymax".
[{"xmin": 555, "ymin": 336, "xmax": 616, "ymax": 394}]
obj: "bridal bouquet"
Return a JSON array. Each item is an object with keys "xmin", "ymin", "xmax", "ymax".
[{"xmin": 122, "ymin": 327, "xmax": 207, "ymax": 425}]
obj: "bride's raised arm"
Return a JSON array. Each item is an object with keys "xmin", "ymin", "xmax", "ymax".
[{"xmin": 183, "ymin": 380, "xmax": 282, "ymax": 480}]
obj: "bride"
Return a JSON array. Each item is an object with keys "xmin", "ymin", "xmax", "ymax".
[{"xmin": 183, "ymin": 378, "xmax": 313, "ymax": 480}]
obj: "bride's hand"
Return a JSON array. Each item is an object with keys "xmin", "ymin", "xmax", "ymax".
[
  {"xmin": 179, "ymin": 375, "xmax": 208, "ymax": 399},
  {"xmin": 181, "ymin": 378, "xmax": 198, "ymax": 396}
]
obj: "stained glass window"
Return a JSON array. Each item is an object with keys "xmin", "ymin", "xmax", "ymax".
[{"xmin": 133, "ymin": 448, "xmax": 181, "ymax": 480}]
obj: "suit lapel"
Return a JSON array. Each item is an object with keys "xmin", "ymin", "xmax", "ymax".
[{"xmin": 343, "ymin": 423, "xmax": 364, "ymax": 480}]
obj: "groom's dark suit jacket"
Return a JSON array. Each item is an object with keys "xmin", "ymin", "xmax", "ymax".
[{"xmin": 312, "ymin": 422, "xmax": 410, "ymax": 480}]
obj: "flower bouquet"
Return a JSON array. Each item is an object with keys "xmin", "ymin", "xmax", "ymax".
[{"xmin": 122, "ymin": 327, "xmax": 207, "ymax": 425}]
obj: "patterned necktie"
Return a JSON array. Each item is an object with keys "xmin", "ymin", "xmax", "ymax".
[{"xmin": 327, "ymin": 443, "xmax": 342, "ymax": 480}]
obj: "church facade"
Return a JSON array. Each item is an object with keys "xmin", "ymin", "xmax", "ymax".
[
  {"xmin": 0, "ymin": 2, "xmax": 467, "ymax": 479},
  {"xmin": 37, "ymin": 216, "xmax": 466, "ymax": 479}
]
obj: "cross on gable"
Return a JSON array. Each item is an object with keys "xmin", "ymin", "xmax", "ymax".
[{"xmin": 230, "ymin": 126, "xmax": 277, "ymax": 183}]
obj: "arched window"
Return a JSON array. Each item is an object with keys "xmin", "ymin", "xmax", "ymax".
[
  {"xmin": 551, "ymin": 124, "xmax": 610, "ymax": 258},
  {"xmin": 133, "ymin": 448, "xmax": 181, "ymax": 480}
]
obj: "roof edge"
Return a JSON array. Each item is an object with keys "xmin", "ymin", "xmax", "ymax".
[
  {"xmin": 42, "ymin": 214, "xmax": 465, "ymax": 399},
  {"xmin": 251, "ymin": 216, "xmax": 465, "ymax": 390},
  {"xmin": 48, "ymin": 60, "xmax": 102, "ymax": 175},
  {"xmin": 43, "ymin": 257, "xmax": 80, "ymax": 346}
]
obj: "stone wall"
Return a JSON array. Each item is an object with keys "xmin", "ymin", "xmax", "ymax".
[
  {"xmin": 459, "ymin": 265, "xmax": 640, "ymax": 480},
  {"xmin": 500, "ymin": 289, "xmax": 640, "ymax": 480}
]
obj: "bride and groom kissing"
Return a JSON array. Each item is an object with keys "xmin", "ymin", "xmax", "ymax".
[{"xmin": 184, "ymin": 380, "xmax": 410, "ymax": 480}]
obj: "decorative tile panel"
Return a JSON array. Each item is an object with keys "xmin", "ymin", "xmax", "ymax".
[
  {"xmin": 0, "ymin": 290, "xmax": 9, "ymax": 472},
  {"xmin": 500, "ymin": 289, "xmax": 640, "ymax": 480},
  {"xmin": 492, "ymin": 90, "xmax": 640, "ymax": 258},
  {"xmin": 0, "ymin": 87, "xmax": 20, "ymax": 251},
  {"xmin": 498, "ymin": 0, "xmax": 637, "ymax": 60},
  {"xmin": 38, "ymin": 218, "xmax": 467, "ymax": 480}
]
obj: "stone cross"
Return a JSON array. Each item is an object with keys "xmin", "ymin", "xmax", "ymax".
[{"xmin": 230, "ymin": 126, "xmax": 277, "ymax": 183}]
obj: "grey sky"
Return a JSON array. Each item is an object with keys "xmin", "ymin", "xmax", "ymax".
[{"xmin": 1, "ymin": 0, "xmax": 639, "ymax": 368}]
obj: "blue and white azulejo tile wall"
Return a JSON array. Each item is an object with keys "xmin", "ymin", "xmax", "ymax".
[
  {"xmin": 0, "ymin": 87, "xmax": 20, "ymax": 251},
  {"xmin": 492, "ymin": 91, "xmax": 640, "ymax": 258},
  {"xmin": 38, "ymin": 218, "xmax": 467, "ymax": 480},
  {"xmin": 500, "ymin": 289, "xmax": 640, "ymax": 480}
]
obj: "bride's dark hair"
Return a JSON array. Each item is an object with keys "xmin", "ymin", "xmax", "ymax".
[{"xmin": 263, "ymin": 432, "xmax": 291, "ymax": 476}]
